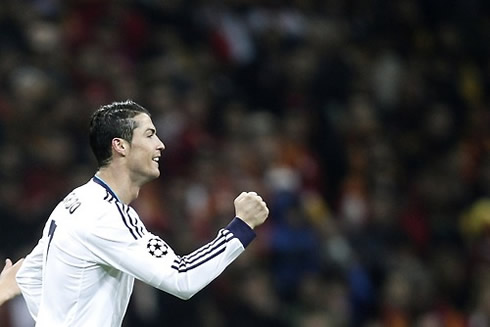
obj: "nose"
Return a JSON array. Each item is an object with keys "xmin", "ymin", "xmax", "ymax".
[{"xmin": 157, "ymin": 137, "xmax": 165, "ymax": 152}]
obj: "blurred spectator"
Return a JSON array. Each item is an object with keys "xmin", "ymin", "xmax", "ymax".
[{"xmin": 1, "ymin": 0, "xmax": 490, "ymax": 326}]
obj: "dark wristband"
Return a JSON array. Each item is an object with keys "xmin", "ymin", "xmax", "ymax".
[{"xmin": 226, "ymin": 217, "xmax": 256, "ymax": 248}]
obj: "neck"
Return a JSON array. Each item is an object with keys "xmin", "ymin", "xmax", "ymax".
[{"xmin": 96, "ymin": 166, "xmax": 140, "ymax": 204}]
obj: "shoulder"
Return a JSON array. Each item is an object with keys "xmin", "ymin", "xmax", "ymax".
[
  {"xmin": 63, "ymin": 179, "xmax": 118, "ymax": 218},
  {"xmin": 83, "ymin": 179, "xmax": 147, "ymax": 233},
  {"xmin": 74, "ymin": 178, "xmax": 110, "ymax": 200}
]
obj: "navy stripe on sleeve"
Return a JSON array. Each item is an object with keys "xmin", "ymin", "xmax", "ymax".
[
  {"xmin": 169, "ymin": 217, "xmax": 255, "ymax": 274},
  {"xmin": 172, "ymin": 234, "xmax": 232, "ymax": 267},
  {"xmin": 170, "ymin": 230, "xmax": 234, "ymax": 273},
  {"xmin": 115, "ymin": 203, "xmax": 141, "ymax": 240},
  {"xmin": 181, "ymin": 230, "xmax": 232, "ymax": 263},
  {"xmin": 125, "ymin": 206, "xmax": 144, "ymax": 238},
  {"xmin": 93, "ymin": 175, "xmax": 145, "ymax": 240},
  {"xmin": 171, "ymin": 248, "xmax": 226, "ymax": 273}
]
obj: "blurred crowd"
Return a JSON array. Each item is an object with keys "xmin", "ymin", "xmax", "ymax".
[{"xmin": 0, "ymin": 0, "xmax": 490, "ymax": 326}]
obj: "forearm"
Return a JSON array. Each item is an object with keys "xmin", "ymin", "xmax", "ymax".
[
  {"xmin": 154, "ymin": 218, "xmax": 255, "ymax": 299},
  {"xmin": 94, "ymin": 214, "xmax": 257, "ymax": 301}
]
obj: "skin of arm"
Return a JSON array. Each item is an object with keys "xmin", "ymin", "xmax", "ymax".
[{"xmin": 0, "ymin": 258, "xmax": 24, "ymax": 306}]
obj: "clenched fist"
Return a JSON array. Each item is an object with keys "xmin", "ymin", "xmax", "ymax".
[{"xmin": 234, "ymin": 192, "xmax": 269, "ymax": 229}]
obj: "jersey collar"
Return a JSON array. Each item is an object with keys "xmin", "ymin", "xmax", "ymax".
[{"xmin": 92, "ymin": 175, "xmax": 122, "ymax": 202}]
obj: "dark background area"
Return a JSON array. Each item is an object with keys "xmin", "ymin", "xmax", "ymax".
[{"xmin": 0, "ymin": 0, "xmax": 490, "ymax": 326}]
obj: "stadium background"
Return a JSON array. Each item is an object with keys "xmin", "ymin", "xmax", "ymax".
[{"xmin": 1, "ymin": 0, "xmax": 490, "ymax": 326}]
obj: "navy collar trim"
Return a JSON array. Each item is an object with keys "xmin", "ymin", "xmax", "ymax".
[{"xmin": 92, "ymin": 175, "xmax": 121, "ymax": 202}]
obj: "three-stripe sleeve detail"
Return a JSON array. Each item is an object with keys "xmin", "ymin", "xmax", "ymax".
[
  {"xmin": 124, "ymin": 206, "xmax": 145, "ymax": 238},
  {"xmin": 115, "ymin": 203, "xmax": 145, "ymax": 240},
  {"xmin": 171, "ymin": 230, "xmax": 235, "ymax": 273},
  {"xmin": 93, "ymin": 176, "xmax": 146, "ymax": 240}
]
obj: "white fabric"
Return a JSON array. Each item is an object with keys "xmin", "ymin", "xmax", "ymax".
[{"xmin": 17, "ymin": 177, "xmax": 250, "ymax": 327}]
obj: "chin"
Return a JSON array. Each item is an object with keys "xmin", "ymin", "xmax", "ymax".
[{"xmin": 143, "ymin": 171, "xmax": 160, "ymax": 184}]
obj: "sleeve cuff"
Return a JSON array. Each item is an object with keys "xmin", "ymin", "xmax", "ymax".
[{"xmin": 226, "ymin": 217, "xmax": 256, "ymax": 248}]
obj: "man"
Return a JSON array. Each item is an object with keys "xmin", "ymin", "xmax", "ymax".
[
  {"xmin": 0, "ymin": 258, "xmax": 23, "ymax": 306},
  {"xmin": 16, "ymin": 100, "xmax": 269, "ymax": 326}
]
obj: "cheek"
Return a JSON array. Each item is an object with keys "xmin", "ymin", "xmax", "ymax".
[{"xmin": 128, "ymin": 149, "xmax": 147, "ymax": 165}]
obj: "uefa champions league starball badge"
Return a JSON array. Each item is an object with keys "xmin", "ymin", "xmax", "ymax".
[{"xmin": 147, "ymin": 237, "xmax": 168, "ymax": 258}]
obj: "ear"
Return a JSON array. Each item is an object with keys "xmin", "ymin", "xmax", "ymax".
[{"xmin": 112, "ymin": 138, "xmax": 129, "ymax": 157}]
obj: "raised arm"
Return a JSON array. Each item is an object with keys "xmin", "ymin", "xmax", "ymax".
[{"xmin": 91, "ymin": 192, "xmax": 269, "ymax": 300}]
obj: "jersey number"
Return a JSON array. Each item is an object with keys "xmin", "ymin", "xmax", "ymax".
[{"xmin": 46, "ymin": 220, "xmax": 57, "ymax": 260}]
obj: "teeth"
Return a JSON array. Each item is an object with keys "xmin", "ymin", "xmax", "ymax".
[{"xmin": 153, "ymin": 158, "xmax": 159, "ymax": 162}]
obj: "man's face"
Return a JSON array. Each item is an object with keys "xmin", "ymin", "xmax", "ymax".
[{"xmin": 126, "ymin": 113, "xmax": 165, "ymax": 183}]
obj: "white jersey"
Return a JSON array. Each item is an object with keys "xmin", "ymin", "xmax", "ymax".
[{"xmin": 16, "ymin": 176, "xmax": 255, "ymax": 326}]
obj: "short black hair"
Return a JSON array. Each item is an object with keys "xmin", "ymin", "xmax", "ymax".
[{"xmin": 89, "ymin": 100, "xmax": 150, "ymax": 168}]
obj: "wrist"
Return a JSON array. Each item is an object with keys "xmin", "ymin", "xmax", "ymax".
[
  {"xmin": 240, "ymin": 218, "xmax": 255, "ymax": 229},
  {"xmin": 226, "ymin": 217, "xmax": 256, "ymax": 248}
]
